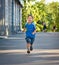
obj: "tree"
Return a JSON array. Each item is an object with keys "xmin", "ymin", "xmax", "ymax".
[{"xmin": 22, "ymin": 0, "xmax": 59, "ymax": 32}]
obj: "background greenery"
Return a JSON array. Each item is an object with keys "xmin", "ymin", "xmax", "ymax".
[{"xmin": 22, "ymin": 0, "xmax": 59, "ymax": 32}]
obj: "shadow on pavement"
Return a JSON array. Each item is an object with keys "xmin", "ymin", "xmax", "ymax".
[{"xmin": 0, "ymin": 52, "xmax": 59, "ymax": 65}]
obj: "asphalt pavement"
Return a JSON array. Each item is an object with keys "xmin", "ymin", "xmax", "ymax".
[{"xmin": 0, "ymin": 32, "xmax": 59, "ymax": 65}]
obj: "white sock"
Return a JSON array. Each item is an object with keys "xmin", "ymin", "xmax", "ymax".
[{"xmin": 27, "ymin": 47, "xmax": 30, "ymax": 51}]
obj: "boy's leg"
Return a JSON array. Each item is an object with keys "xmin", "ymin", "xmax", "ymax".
[
  {"xmin": 30, "ymin": 45, "xmax": 33, "ymax": 51},
  {"xmin": 25, "ymin": 37, "xmax": 31, "ymax": 53},
  {"xmin": 30, "ymin": 38, "xmax": 35, "ymax": 51},
  {"xmin": 27, "ymin": 43, "xmax": 31, "ymax": 53}
]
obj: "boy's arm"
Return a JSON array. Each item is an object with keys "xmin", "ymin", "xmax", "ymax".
[
  {"xmin": 22, "ymin": 28, "xmax": 26, "ymax": 32},
  {"xmin": 32, "ymin": 24, "xmax": 36, "ymax": 34},
  {"xmin": 32, "ymin": 30, "xmax": 36, "ymax": 34},
  {"xmin": 22, "ymin": 23, "xmax": 27, "ymax": 32}
]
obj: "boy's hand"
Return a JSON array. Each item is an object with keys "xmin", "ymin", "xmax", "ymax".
[
  {"xmin": 32, "ymin": 32, "xmax": 35, "ymax": 35},
  {"xmin": 32, "ymin": 30, "xmax": 36, "ymax": 35},
  {"xmin": 22, "ymin": 28, "xmax": 26, "ymax": 32}
]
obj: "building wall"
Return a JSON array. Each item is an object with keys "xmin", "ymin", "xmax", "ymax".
[
  {"xmin": 0, "ymin": 0, "xmax": 23, "ymax": 36},
  {"xmin": 0, "ymin": 0, "xmax": 5, "ymax": 36}
]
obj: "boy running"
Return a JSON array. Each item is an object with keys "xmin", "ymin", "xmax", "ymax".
[{"xmin": 24, "ymin": 15, "xmax": 36, "ymax": 54}]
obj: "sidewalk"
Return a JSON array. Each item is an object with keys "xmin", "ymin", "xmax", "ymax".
[
  {"xmin": 0, "ymin": 49, "xmax": 59, "ymax": 54},
  {"xmin": 0, "ymin": 49, "xmax": 59, "ymax": 65},
  {"xmin": 0, "ymin": 32, "xmax": 59, "ymax": 65},
  {"xmin": 0, "ymin": 32, "xmax": 25, "ymax": 39},
  {"xmin": 0, "ymin": 32, "xmax": 59, "ymax": 39}
]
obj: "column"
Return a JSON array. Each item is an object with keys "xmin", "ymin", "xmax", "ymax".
[
  {"xmin": 5, "ymin": 0, "xmax": 9, "ymax": 36},
  {"xmin": 19, "ymin": 7, "xmax": 22, "ymax": 31}
]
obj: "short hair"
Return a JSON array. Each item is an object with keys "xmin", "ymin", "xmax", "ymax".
[{"xmin": 27, "ymin": 14, "xmax": 33, "ymax": 19}]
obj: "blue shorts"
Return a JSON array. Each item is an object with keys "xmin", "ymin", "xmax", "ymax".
[{"xmin": 25, "ymin": 37, "xmax": 35, "ymax": 45}]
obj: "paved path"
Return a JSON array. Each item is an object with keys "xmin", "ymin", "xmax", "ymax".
[
  {"xmin": 0, "ymin": 32, "xmax": 59, "ymax": 49},
  {"xmin": 0, "ymin": 32, "xmax": 59, "ymax": 65}
]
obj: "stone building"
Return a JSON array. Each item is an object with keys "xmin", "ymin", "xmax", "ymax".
[{"xmin": 0, "ymin": 0, "xmax": 24, "ymax": 36}]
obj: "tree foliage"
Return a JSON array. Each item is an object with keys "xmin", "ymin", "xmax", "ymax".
[{"xmin": 22, "ymin": 0, "xmax": 59, "ymax": 32}]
